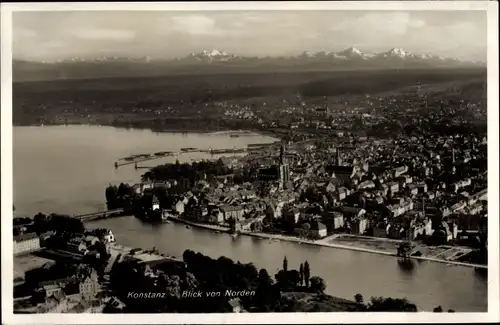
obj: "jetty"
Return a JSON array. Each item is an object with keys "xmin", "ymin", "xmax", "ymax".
[
  {"xmin": 168, "ymin": 215, "xmax": 231, "ymax": 233},
  {"xmin": 114, "ymin": 146, "xmax": 251, "ymax": 169},
  {"xmin": 115, "ymin": 153, "xmax": 178, "ymax": 168}
]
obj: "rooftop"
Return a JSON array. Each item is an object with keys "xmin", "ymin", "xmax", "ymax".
[
  {"xmin": 14, "ymin": 254, "xmax": 55, "ymax": 279},
  {"xmin": 14, "ymin": 232, "xmax": 39, "ymax": 242}
]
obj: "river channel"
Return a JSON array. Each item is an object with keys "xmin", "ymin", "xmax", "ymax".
[{"xmin": 13, "ymin": 125, "xmax": 487, "ymax": 312}]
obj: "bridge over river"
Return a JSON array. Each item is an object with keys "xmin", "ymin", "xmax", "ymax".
[{"xmin": 74, "ymin": 208, "xmax": 125, "ymax": 222}]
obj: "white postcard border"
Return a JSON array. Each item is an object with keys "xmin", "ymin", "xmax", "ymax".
[{"xmin": 1, "ymin": 1, "xmax": 499, "ymax": 324}]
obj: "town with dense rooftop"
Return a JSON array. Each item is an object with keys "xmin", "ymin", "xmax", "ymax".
[{"xmin": 12, "ymin": 65, "xmax": 488, "ymax": 313}]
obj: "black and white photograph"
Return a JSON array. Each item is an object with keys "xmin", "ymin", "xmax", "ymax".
[{"xmin": 1, "ymin": 1, "xmax": 499, "ymax": 323}]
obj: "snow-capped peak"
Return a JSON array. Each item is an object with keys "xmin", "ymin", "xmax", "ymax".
[
  {"xmin": 346, "ymin": 47, "xmax": 363, "ymax": 55},
  {"xmin": 387, "ymin": 48, "xmax": 407, "ymax": 58},
  {"xmin": 335, "ymin": 47, "xmax": 366, "ymax": 59},
  {"xmin": 416, "ymin": 53, "xmax": 431, "ymax": 59},
  {"xmin": 301, "ymin": 51, "xmax": 317, "ymax": 58},
  {"xmin": 343, "ymin": 47, "xmax": 363, "ymax": 55},
  {"xmin": 184, "ymin": 49, "xmax": 237, "ymax": 62},
  {"xmin": 199, "ymin": 49, "xmax": 228, "ymax": 57}
]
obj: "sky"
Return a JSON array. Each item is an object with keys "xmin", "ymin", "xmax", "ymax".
[{"xmin": 13, "ymin": 10, "xmax": 487, "ymax": 62}]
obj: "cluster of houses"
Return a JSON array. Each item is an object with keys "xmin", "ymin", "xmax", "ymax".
[
  {"xmin": 13, "ymin": 226, "xmax": 127, "ymax": 314},
  {"xmin": 135, "ymin": 132, "xmax": 488, "ymax": 247},
  {"xmin": 14, "ymin": 267, "xmax": 106, "ymax": 313},
  {"xmin": 65, "ymin": 229, "xmax": 115, "ymax": 257},
  {"xmin": 13, "ymin": 228, "xmax": 115, "ymax": 258}
]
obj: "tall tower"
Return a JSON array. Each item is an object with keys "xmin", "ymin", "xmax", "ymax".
[
  {"xmin": 280, "ymin": 143, "xmax": 285, "ymax": 165},
  {"xmin": 336, "ymin": 147, "xmax": 342, "ymax": 166},
  {"xmin": 279, "ymin": 143, "xmax": 290, "ymax": 189}
]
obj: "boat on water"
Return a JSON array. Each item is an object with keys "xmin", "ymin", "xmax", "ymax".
[
  {"xmin": 186, "ymin": 225, "xmax": 191, "ymax": 229},
  {"xmin": 230, "ymin": 134, "xmax": 240, "ymax": 138},
  {"xmin": 231, "ymin": 233, "xmax": 238, "ymax": 238}
]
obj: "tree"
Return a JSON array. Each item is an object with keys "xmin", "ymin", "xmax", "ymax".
[
  {"xmin": 93, "ymin": 241, "xmax": 109, "ymax": 261},
  {"xmin": 255, "ymin": 276, "xmax": 281, "ymax": 312},
  {"xmin": 159, "ymin": 273, "xmax": 182, "ymax": 299},
  {"xmin": 433, "ymin": 306, "xmax": 443, "ymax": 312},
  {"xmin": 13, "ymin": 216, "xmax": 32, "ymax": 226},
  {"xmin": 47, "ymin": 214, "xmax": 84, "ymax": 234},
  {"xmin": 287, "ymin": 270, "xmax": 301, "ymax": 288},
  {"xmin": 105, "ymin": 185, "xmax": 119, "ymax": 209},
  {"xmin": 183, "ymin": 272, "xmax": 199, "ymax": 292},
  {"xmin": 354, "ymin": 293, "xmax": 364, "ymax": 304},
  {"xmin": 33, "ymin": 213, "xmax": 48, "ymax": 234},
  {"xmin": 304, "ymin": 261, "xmax": 310, "ymax": 287},
  {"xmin": 367, "ymin": 296, "xmax": 418, "ymax": 312},
  {"xmin": 309, "ymin": 276, "xmax": 326, "ymax": 293},
  {"xmin": 117, "ymin": 183, "xmax": 132, "ymax": 198},
  {"xmin": 299, "ymin": 263, "xmax": 304, "ymax": 286},
  {"xmin": 302, "ymin": 223, "xmax": 311, "ymax": 238},
  {"xmin": 258, "ymin": 268, "xmax": 273, "ymax": 287},
  {"xmin": 275, "ymin": 270, "xmax": 300, "ymax": 289},
  {"xmin": 283, "ymin": 256, "xmax": 288, "ymax": 272}
]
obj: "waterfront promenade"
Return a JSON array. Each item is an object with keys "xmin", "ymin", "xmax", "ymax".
[
  {"xmin": 167, "ymin": 216, "xmax": 487, "ymax": 269},
  {"xmin": 242, "ymin": 232, "xmax": 487, "ymax": 269},
  {"xmin": 168, "ymin": 215, "xmax": 231, "ymax": 232}
]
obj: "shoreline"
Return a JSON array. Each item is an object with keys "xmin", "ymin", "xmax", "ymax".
[
  {"xmin": 13, "ymin": 122, "xmax": 284, "ymax": 139},
  {"xmin": 168, "ymin": 216, "xmax": 231, "ymax": 233},
  {"xmin": 168, "ymin": 216, "xmax": 487, "ymax": 269},
  {"xmin": 242, "ymin": 232, "xmax": 487, "ymax": 269}
]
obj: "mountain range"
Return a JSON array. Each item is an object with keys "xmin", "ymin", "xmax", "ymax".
[{"xmin": 13, "ymin": 47, "xmax": 485, "ymax": 82}]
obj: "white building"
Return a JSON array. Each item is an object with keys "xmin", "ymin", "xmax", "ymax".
[{"xmin": 14, "ymin": 233, "xmax": 40, "ymax": 255}]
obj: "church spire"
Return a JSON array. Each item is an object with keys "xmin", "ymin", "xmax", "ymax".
[
  {"xmin": 279, "ymin": 143, "xmax": 290, "ymax": 190},
  {"xmin": 280, "ymin": 143, "xmax": 286, "ymax": 165}
]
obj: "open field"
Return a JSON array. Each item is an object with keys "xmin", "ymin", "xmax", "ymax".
[
  {"xmin": 14, "ymin": 67, "xmax": 485, "ymax": 99},
  {"xmin": 13, "ymin": 254, "xmax": 54, "ymax": 282},
  {"xmin": 13, "ymin": 68, "xmax": 485, "ymax": 126},
  {"xmin": 323, "ymin": 234, "xmax": 473, "ymax": 261}
]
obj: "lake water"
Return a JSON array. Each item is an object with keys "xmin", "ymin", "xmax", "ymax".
[
  {"xmin": 13, "ymin": 125, "xmax": 488, "ymax": 312},
  {"xmin": 13, "ymin": 125, "xmax": 276, "ymax": 216}
]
